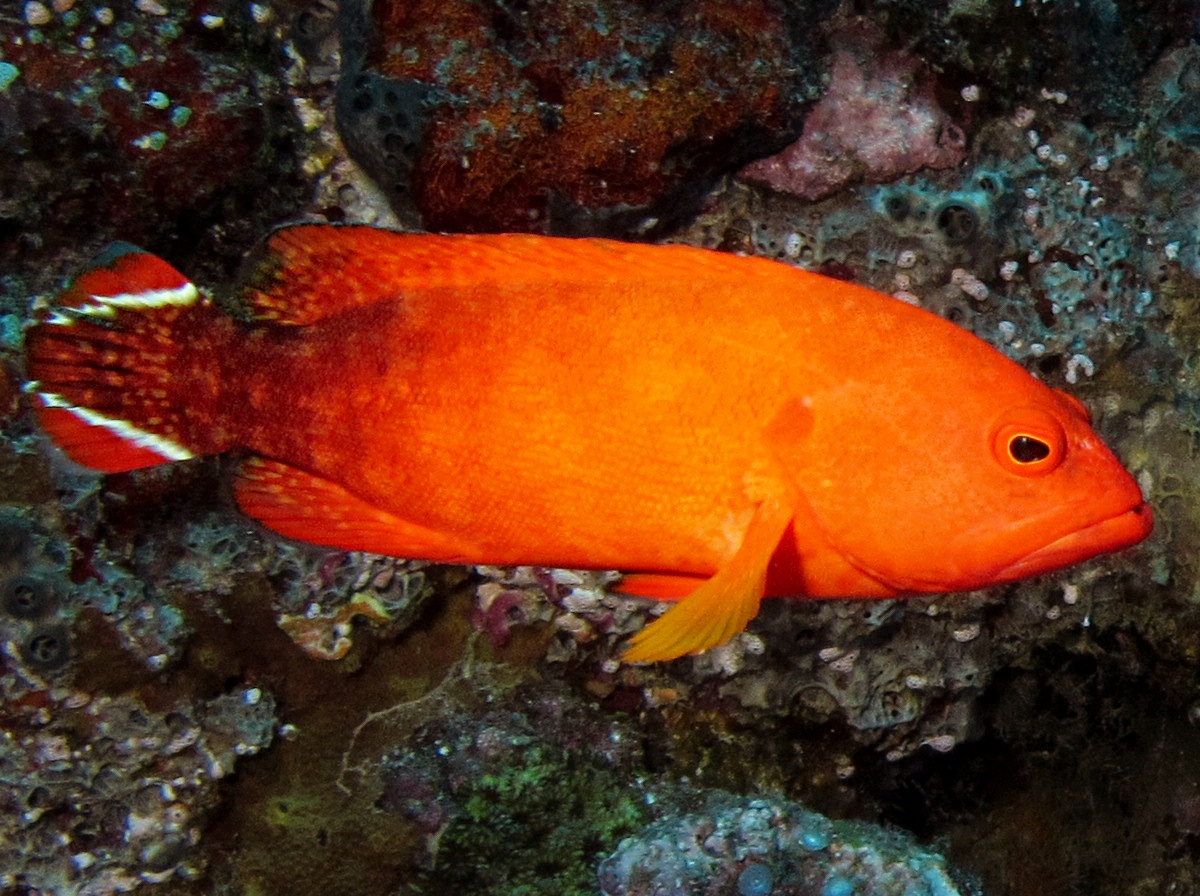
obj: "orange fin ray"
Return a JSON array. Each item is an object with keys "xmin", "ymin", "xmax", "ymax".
[
  {"xmin": 234, "ymin": 457, "xmax": 479, "ymax": 560},
  {"xmin": 241, "ymin": 224, "xmax": 774, "ymax": 325},
  {"xmin": 621, "ymin": 498, "xmax": 794, "ymax": 663},
  {"xmin": 242, "ymin": 224, "xmax": 626, "ymax": 325}
]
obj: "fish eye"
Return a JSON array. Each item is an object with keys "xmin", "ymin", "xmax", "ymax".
[
  {"xmin": 1009, "ymin": 435, "xmax": 1051, "ymax": 464},
  {"xmin": 991, "ymin": 410, "xmax": 1066, "ymax": 477}
]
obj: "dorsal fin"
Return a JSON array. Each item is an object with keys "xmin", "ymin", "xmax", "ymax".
[
  {"xmin": 239, "ymin": 224, "xmax": 785, "ymax": 325},
  {"xmin": 240, "ymin": 225, "xmax": 411, "ymax": 325}
]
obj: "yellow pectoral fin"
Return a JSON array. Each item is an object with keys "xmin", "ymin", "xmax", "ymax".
[{"xmin": 621, "ymin": 498, "xmax": 795, "ymax": 664}]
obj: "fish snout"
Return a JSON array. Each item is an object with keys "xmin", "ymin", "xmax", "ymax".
[{"xmin": 997, "ymin": 498, "xmax": 1153, "ymax": 582}]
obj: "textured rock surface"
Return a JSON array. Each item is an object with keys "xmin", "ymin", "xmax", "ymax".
[
  {"xmin": 739, "ymin": 24, "xmax": 967, "ymax": 200},
  {"xmin": 336, "ymin": 0, "xmax": 824, "ymax": 234}
]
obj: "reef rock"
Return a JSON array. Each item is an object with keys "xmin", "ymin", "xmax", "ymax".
[
  {"xmin": 337, "ymin": 0, "xmax": 822, "ymax": 235},
  {"xmin": 599, "ymin": 791, "xmax": 979, "ymax": 896},
  {"xmin": 739, "ymin": 24, "xmax": 966, "ymax": 200}
]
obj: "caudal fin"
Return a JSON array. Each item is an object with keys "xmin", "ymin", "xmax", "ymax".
[{"xmin": 24, "ymin": 244, "xmax": 233, "ymax": 473}]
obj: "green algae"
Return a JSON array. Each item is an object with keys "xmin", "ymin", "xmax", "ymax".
[{"xmin": 416, "ymin": 741, "xmax": 648, "ymax": 896}]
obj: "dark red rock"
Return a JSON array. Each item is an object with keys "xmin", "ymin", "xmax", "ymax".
[
  {"xmin": 338, "ymin": 0, "xmax": 825, "ymax": 235},
  {"xmin": 0, "ymin": 0, "xmax": 304, "ymax": 281}
]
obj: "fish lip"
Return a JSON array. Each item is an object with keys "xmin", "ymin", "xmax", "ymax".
[{"xmin": 992, "ymin": 500, "xmax": 1154, "ymax": 582}]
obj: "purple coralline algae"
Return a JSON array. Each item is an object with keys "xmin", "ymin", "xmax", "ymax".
[
  {"xmin": 739, "ymin": 24, "xmax": 967, "ymax": 201},
  {"xmin": 471, "ymin": 565, "xmax": 624, "ymax": 651},
  {"xmin": 599, "ymin": 792, "xmax": 978, "ymax": 896}
]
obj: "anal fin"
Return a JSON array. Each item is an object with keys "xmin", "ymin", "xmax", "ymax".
[
  {"xmin": 621, "ymin": 498, "xmax": 794, "ymax": 663},
  {"xmin": 234, "ymin": 456, "xmax": 477, "ymax": 560}
]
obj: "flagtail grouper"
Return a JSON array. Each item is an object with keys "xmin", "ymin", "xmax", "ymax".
[{"xmin": 22, "ymin": 225, "xmax": 1152, "ymax": 662}]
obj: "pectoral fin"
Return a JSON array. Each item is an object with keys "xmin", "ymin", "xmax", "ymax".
[{"xmin": 621, "ymin": 497, "xmax": 794, "ymax": 663}]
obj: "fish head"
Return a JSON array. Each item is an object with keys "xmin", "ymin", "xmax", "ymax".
[
  {"xmin": 768, "ymin": 378, "xmax": 1152, "ymax": 595},
  {"xmin": 962, "ymin": 391, "xmax": 1152, "ymax": 584}
]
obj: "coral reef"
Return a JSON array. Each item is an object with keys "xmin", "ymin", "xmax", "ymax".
[
  {"xmin": 0, "ymin": 0, "xmax": 309, "ymax": 289},
  {"xmin": 0, "ymin": 684, "xmax": 276, "ymax": 893},
  {"xmin": 599, "ymin": 792, "xmax": 978, "ymax": 896},
  {"xmin": 0, "ymin": 485, "xmax": 442, "ymax": 892},
  {"xmin": 376, "ymin": 680, "xmax": 650, "ymax": 896},
  {"xmin": 0, "ymin": 507, "xmax": 277, "ymax": 893},
  {"xmin": 864, "ymin": 0, "xmax": 1193, "ymax": 123},
  {"xmin": 7, "ymin": 2, "xmax": 1200, "ymax": 895}
]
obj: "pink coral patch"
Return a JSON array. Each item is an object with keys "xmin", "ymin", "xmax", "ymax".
[{"xmin": 740, "ymin": 26, "xmax": 966, "ymax": 200}]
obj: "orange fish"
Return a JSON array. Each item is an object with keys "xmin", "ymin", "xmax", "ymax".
[{"xmin": 23, "ymin": 226, "xmax": 1152, "ymax": 662}]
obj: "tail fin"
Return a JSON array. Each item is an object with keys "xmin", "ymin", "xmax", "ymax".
[{"xmin": 24, "ymin": 244, "xmax": 233, "ymax": 473}]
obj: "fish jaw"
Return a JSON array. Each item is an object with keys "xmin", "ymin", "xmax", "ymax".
[
  {"xmin": 991, "ymin": 500, "xmax": 1153, "ymax": 583},
  {"xmin": 835, "ymin": 496, "xmax": 1154, "ymax": 595}
]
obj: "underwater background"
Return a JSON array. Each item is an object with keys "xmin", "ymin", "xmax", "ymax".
[{"xmin": 2, "ymin": 0, "xmax": 1200, "ymax": 893}]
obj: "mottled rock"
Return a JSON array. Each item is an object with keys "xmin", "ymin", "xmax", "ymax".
[
  {"xmin": 599, "ymin": 791, "xmax": 979, "ymax": 896},
  {"xmin": 865, "ymin": 0, "xmax": 1194, "ymax": 123},
  {"xmin": 0, "ymin": 0, "xmax": 304, "ymax": 278},
  {"xmin": 338, "ymin": 0, "xmax": 826, "ymax": 234}
]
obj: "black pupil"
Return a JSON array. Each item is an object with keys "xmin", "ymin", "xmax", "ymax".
[{"xmin": 1010, "ymin": 435, "xmax": 1051, "ymax": 463}]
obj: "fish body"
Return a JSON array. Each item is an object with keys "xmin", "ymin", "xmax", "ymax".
[{"xmin": 23, "ymin": 226, "xmax": 1152, "ymax": 662}]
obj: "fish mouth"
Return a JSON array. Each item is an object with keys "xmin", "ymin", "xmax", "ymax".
[{"xmin": 994, "ymin": 501, "xmax": 1154, "ymax": 582}]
